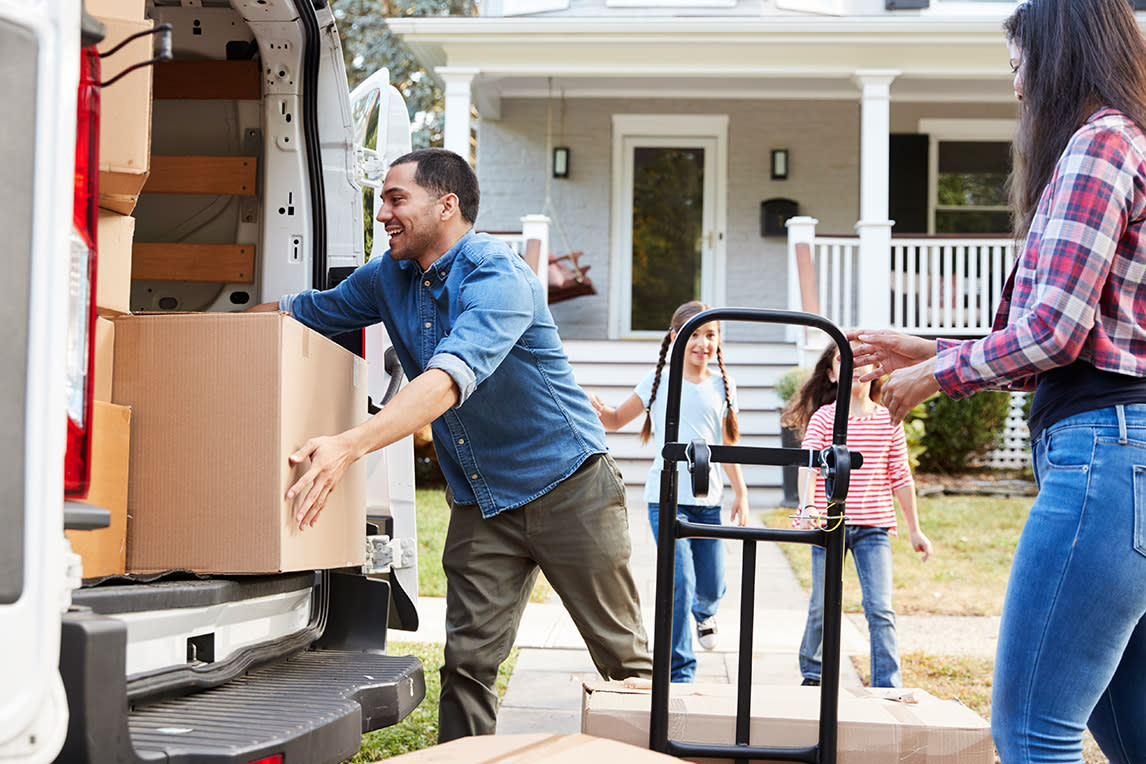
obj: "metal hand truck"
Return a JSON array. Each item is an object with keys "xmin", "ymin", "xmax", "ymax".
[{"xmin": 649, "ymin": 308, "xmax": 862, "ymax": 764}]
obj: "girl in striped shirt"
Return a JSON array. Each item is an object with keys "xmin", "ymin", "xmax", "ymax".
[{"xmin": 781, "ymin": 343, "xmax": 932, "ymax": 688}]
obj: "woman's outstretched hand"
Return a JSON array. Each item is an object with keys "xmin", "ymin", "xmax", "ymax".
[{"xmin": 847, "ymin": 329, "xmax": 937, "ymax": 383}]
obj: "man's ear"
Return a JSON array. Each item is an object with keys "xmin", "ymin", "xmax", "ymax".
[{"xmin": 438, "ymin": 192, "xmax": 460, "ymax": 221}]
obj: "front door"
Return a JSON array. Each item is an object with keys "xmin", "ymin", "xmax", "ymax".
[{"xmin": 611, "ymin": 116, "xmax": 727, "ymax": 337}]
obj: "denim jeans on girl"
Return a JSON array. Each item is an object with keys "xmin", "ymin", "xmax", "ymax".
[
  {"xmin": 799, "ymin": 524, "xmax": 901, "ymax": 687},
  {"xmin": 648, "ymin": 503, "xmax": 726, "ymax": 682},
  {"xmin": 993, "ymin": 404, "xmax": 1146, "ymax": 764}
]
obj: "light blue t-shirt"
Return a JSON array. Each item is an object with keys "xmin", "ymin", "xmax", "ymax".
[{"xmin": 635, "ymin": 369, "xmax": 737, "ymax": 506}]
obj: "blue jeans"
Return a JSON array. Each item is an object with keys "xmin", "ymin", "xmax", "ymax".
[
  {"xmin": 799, "ymin": 525, "xmax": 901, "ymax": 687},
  {"xmin": 993, "ymin": 405, "xmax": 1146, "ymax": 764},
  {"xmin": 648, "ymin": 503, "xmax": 726, "ymax": 682}
]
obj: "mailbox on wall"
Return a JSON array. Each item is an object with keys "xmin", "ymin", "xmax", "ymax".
[{"xmin": 761, "ymin": 198, "xmax": 798, "ymax": 237}]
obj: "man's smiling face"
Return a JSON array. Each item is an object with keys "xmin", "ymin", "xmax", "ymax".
[{"xmin": 376, "ymin": 161, "xmax": 446, "ymax": 265}]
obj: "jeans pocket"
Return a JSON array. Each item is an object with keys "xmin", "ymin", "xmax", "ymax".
[
  {"xmin": 1042, "ymin": 427, "xmax": 1092, "ymax": 471},
  {"xmin": 1133, "ymin": 466, "xmax": 1146, "ymax": 558}
]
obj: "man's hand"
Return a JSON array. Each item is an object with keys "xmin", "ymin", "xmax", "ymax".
[
  {"xmin": 287, "ymin": 432, "xmax": 360, "ymax": 530},
  {"xmin": 244, "ymin": 301, "xmax": 281, "ymax": 313},
  {"xmin": 847, "ymin": 329, "xmax": 937, "ymax": 383}
]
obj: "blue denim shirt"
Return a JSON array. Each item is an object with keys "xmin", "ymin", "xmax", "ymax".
[{"xmin": 281, "ymin": 231, "xmax": 607, "ymax": 518}]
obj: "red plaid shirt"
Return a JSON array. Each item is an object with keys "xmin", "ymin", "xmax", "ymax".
[{"xmin": 936, "ymin": 108, "xmax": 1146, "ymax": 398}]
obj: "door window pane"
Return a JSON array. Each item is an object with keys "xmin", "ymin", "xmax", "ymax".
[{"xmin": 630, "ymin": 147, "xmax": 704, "ymax": 332}]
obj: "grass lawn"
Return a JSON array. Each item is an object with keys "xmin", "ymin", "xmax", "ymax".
[
  {"xmin": 762, "ymin": 493, "xmax": 1028, "ymax": 616},
  {"xmin": 765, "ymin": 491, "xmax": 1105, "ymax": 763}
]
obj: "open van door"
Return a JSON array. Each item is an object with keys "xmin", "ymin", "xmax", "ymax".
[
  {"xmin": 0, "ymin": 2, "xmax": 83, "ymax": 761},
  {"xmin": 349, "ymin": 71, "xmax": 420, "ymax": 631}
]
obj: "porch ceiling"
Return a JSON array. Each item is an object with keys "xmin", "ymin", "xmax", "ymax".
[{"xmin": 388, "ymin": 16, "xmax": 1019, "ymax": 108}]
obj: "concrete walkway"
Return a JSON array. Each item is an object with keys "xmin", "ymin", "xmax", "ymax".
[{"xmin": 399, "ymin": 500, "xmax": 1000, "ymax": 735}]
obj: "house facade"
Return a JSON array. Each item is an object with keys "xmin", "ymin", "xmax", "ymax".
[
  {"xmin": 388, "ymin": 0, "xmax": 1035, "ymax": 344},
  {"xmin": 387, "ymin": 1, "xmax": 1143, "ymax": 500}
]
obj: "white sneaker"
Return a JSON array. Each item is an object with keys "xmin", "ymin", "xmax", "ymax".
[{"xmin": 696, "ymin": 616, "xmax": 718, "ymax": 650}]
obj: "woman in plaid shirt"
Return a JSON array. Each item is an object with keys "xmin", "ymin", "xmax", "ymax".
[{"xmin": 852, "ymin": 1, "xmax": 1146, "ymax": 761}]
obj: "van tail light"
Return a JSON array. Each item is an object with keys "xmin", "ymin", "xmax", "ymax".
[{"xmin": 64, "ymin": 46, "xmax": 101, "ymax": 498}]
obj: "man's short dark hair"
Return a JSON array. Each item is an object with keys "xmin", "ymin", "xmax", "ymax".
[{"xmin": 392, "ymin": 148, "xmax": 480, "ymax": 224}]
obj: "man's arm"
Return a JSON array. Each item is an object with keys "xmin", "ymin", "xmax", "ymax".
[{"xmin": 287, "ymin": 368, "xmax": 459, "ymax": 530}]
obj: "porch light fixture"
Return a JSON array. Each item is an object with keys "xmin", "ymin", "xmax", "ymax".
[
  {"xmin": 553, "ymin": 146, "xmax": 570, "ymax": 179},
  {"xmin": 771, "ymin": 148, "xmax": 789, "ymax": 181}
]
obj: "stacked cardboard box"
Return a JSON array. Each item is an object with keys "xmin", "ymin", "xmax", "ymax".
[
  {"xmin": 93, "ymin": 0, "xmax": 152, "ymax": 216},
  {"xmin": 66, "ymin": 0, "xmax": 152, "ymax": 580},
  {"xmin": 67, "ymin": 402, "xmax": 132, "ymax": 578},
  {"xmin": 582, "ymin": 682, "xmax": 993, "ymax": 764},
  {"xmin": 113, "ymin": 312, "xmax": 368, "ymax": 575}
]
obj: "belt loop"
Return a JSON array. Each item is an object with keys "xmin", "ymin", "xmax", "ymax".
[{"xmin": 1117, "ymin": 404, "xmax": 1128, "ymax": 445}]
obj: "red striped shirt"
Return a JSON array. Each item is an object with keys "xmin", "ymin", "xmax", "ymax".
[{"xmin": 799, "ymin": 402, "xmax": 914, "ymax": 531}]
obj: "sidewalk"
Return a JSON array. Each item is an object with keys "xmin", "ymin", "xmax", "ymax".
[{"xmin": 399, "ymin": 500, "xmax": 1001, "ymax": 735}]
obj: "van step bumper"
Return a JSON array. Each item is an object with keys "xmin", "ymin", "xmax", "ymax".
[
  {"xmin": 58, "ymin": 610, "xmax": 425, "ymax": 764},
  {"xmin": 130, "ymin": 650, "xmax": 425, "ymax": 763}
]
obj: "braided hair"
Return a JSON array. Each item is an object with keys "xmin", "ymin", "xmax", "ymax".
[{"xmin": 638, "ymin": 301, "xmax": 741, "ymax": 446}]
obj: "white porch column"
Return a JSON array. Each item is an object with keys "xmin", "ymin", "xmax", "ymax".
[
  {"xmin": 436, "ymin": 67, "xmax": 479, "ymax": 164},
  {"xmin": 521, "ymin": 213, "xmax": 551, "ymax": 300},
  {"xmin": 853, "ymin": 70, "xmax": 899, "ymax": 329}
]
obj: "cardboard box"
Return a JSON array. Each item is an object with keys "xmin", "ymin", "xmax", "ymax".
[
  {"xmin": 98, "ymin": 16, "xmax": 153, "ymax": 215},
  {"xmin": 581, "ymin": 682, "xmax": 993, "ymax": 764},
  {"xmin": 89, "ymin": 0, "xmax": 147, "ymax": 20},
  {"xmin": 382, "ymin": 733, "xmax": 685, "ymax": 763},
  {"xmin": 96, "ymin": 210, "xmax": 133, "ymax": 316},
  {"xmin": 112, "ymin": 312, "xmax": 367, "ymax": 574},
  {"xmin": 93, "ymin": 317, "xmax": 115, "ymax": 402},
  {"xmin": 66, "ymin": 402, "xmax": 132, "ymax": 579}
]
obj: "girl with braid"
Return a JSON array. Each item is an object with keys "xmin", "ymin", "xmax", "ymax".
[{"xmin": 590, "ymin": 301, "xmax": 748, "ymax": 682}]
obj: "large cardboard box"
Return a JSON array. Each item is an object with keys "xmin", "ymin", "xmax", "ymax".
[
  {"xmin": 382, "ymin": 733, "xmax": 685, "ymax": 763},
  {"xmin": 93, "ymin": 317, "xmax": 115, "ymax": 402},
  {"xmin": 97, "ymin": 16, "xmax": 153, "ymax": 214},
  {"xmin": 112, "ymin": 312, "xmax": 367, "ymax": 574},
  {"xmin": 88, "ymin": 0, "xmax": 146, "ymax": 19},
  {"xmin": 96, "ymin": 210, "xmax": 133, "ymax": 316},
  {"xmin": 581, "ymin": 682, "xmax": 993, "ymax": 764},
  {"xmin": 66, "ymin": 402, "xmax": 132, "ymax": 579}
]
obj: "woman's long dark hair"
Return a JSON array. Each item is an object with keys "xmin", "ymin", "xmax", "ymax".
[
  {"xmin": 780, "ymin": 344, "xmax": 884, "ymax": 438},
  {"xmin": 640, "ymin": 301, "xmax": 740, "ymax": 446},
  {"xmin": 1005, "ymin": 0, "xmax": 1146, "ymax": 237}
]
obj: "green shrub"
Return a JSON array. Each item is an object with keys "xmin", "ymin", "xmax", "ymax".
[
  {"xmin": 918, "ymin": 391, "xmax": 1011, "ymax": 473},
  {"xmin": 774, "ymin": 366, "xmax": 811, "ymax": 404},
  {"xmin": 902, "ymin": 403, "xmax": 928, "ymax": 471}
]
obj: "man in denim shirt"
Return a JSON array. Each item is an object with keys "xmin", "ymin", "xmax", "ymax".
[{"xmin": 252, "ymin": 149, "xmax": 651, "ymax": 740}]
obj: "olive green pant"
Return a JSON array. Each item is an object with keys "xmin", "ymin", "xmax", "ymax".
[{"xmin": 438, "ymin": 453, "xmax": 652, "ymax": 742}]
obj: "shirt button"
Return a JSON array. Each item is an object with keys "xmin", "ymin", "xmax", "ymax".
[
  {"xmin": 458, "ymin": 438, "xmax": 464, "ymax": 444},
  {"xmin": 424, "ymin": 322, "xmax": 431, "ymax": 328},
  {"xmin": 471, "ymin": 473, "xmax": 478, "ymax": 480},
  {"xmin": 423, "ymin": 280, "xmax": 431, "ymax": 287}
]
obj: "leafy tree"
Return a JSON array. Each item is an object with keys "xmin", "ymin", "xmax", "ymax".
[{"xmin": 333, "ymin": 0, "xmax": 478, "ymax": 149}]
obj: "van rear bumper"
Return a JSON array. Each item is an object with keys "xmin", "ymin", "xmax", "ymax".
[{"xmin": 57, "ymin": 609, "xmax": 424, "ymax": 764}]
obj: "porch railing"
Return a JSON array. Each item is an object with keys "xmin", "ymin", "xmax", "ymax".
[
  {"xmin": 787, "ymin": 219, "xmax": 1015, "ymax": 338},
  {"xmin": 787, "ymin": 218, "xmax": 1027, "ymax": 467}
]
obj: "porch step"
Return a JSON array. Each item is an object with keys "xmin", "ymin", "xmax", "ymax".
[{"xmin": 566, "ymin": 339, "xmax": 797, "ymax": 512}]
